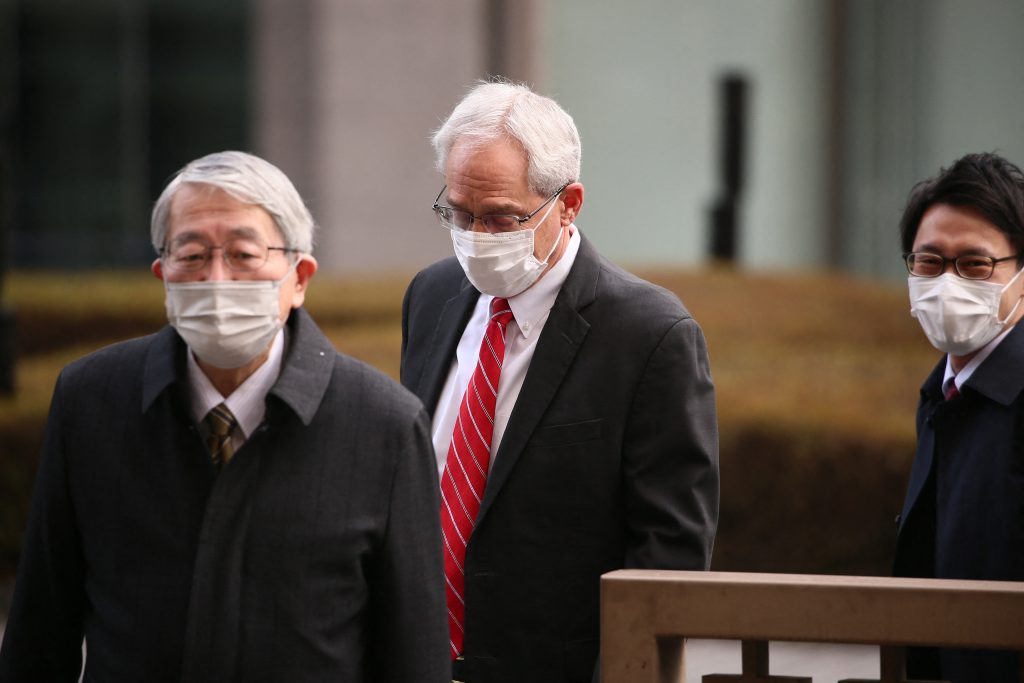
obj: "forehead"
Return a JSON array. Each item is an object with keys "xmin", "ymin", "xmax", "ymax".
[
  {"xmin": 444, "ymin": 137, "xmax": 532, "ymax": 207},
  {"xmin": 167, "ymin": 183, "xmax": 281, "ymax": 242},
  {"xmin": 913, "ymin": 203, "xmax": 1013, "ymax": 255}
]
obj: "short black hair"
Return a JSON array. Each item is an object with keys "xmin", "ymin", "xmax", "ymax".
[{"xmin": 899, "ymin": 152, "xmax": 1024, "ymax": 264}]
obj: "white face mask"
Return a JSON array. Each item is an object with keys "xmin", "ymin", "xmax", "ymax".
[
  {"xmin": 908, "ymin": 269, "xmax": 1024, "ymax": 355},
  {"xmin": 450, "ymin": 198, "xmax": 561, "ymax": 298},
  {"xmin": 164, "ymin": 265, "xmax": 295, "ymax": 369}
]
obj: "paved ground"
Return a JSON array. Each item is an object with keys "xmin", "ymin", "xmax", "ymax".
[
  {"xmin": 0, "ymin": 620, "xmax": 881, "ymax": 683},
  {"xmin": 685, "ymin": 639, "xmax": 879, "ymax": 682}
]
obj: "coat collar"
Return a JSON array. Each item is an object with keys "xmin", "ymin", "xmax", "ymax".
[
  {"xmin": 415, "ymin": 278, "xmax": 480, "ymax": 417},
  {"xmin": 961, "ymin": 321, "xmax": 1024, "ymax": 406},
  {"xmin": 918, "ymin": 355, "xmax": 946, "ymax": 405},
  {"xmin": 475, "ymin": 233, "xmax": 601, "ymax": 524},
  {"xmin": 141, "ymin": 308, "xmax": 334, "ymax": 426},
  {"xmin": 142, "ymin": 326, "xmax": 187, "ymax": 413},
  {"xmin": 541, "ymin": 230, "xmax": 600, "ymax": 312},
  {"xmin": 918, "ymin": 322, "xmax": 1024, "ymax": 406},
  {"xmin": 269, "ymin": 308, "xmax": 335, "ymax": 426},
  {"xmin": 902, "ymin": 320, "xmax": 1024, "ymax": 534}
]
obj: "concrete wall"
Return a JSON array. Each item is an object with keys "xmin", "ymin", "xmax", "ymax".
[
  {"xmin": 545, "ymin": 0, "xmax": 1024, "ymax": 276},
  {"xmin": 251, "ymin": 0, "xmax": 1024, "ymax": 278},
  {"xmin": 839, "ymin": 0, "xmax": 1024, "ymax": 278},
  {"xmin": 543, "ymin": 0, "xmax": 831, "ymax": 271},
  {"xmin": 254, "ymin": 0, "xmax": 485, "ymax": 275}
]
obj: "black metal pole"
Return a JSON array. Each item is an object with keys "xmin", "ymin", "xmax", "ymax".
[
  {"xmin": 0, "ymin": 156, "xmax": 13, "ymax": 394},
  {"xmin": 0, "ymin": 3, "xmax": 17, "ymax": 395},
  {"xmin": 709, "ymin": 73, "xmax": 749, "ymax": 264}
]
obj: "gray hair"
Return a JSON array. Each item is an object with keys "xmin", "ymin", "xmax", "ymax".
[
  {"xmin": 432, "ymin": 80, "xmax": 581, "ymax": 196},
  {"xmin": 151, "ymin": 150, "xmax": 316, "ymax": 254}
]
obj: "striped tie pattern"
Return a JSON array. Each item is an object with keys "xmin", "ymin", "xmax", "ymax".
[
  {"xmin": 440, "ymin": 297, "xmax": 513, "ymax": 659},
  {"xmin": 205, "ymin": 402, "xmax": 237, "ymax": 469}
]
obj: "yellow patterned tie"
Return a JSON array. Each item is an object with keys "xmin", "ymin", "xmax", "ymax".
[{"xmin": 205, "ymin": 403, "xmax": 237, "ymax": 469}]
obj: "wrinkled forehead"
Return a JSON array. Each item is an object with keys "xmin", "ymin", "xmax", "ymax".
[
  {"xmin": 167, "ymin": 183, "xmax": 282, "ymax": 243},
  {"xmin": 167, "ymin": 225, "xmax": 268, "ymax": 247}
]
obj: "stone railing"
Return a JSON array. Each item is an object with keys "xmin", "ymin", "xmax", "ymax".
[{"xmin": 601, "ymin": 570, "xmax": 1024, "ymax": 683}]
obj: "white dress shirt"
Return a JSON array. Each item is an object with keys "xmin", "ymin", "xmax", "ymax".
[
  {"xmin": 188, "ymin": 328, "xmax": 286, "ymax": 452},
  {"xmin": 431, "ymin": 226, "xmax": 582, "ymax": 477},
  {"xmin": 943, "ymin": 324, "xmax": 1015, "ymax": 396}
]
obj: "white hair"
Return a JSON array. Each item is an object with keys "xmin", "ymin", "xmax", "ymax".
[
  {"xmin": 432, "ymin": 80, "xmax": 581, "ymax": 196},
  {"xmin": 150, "ymin": 150, "xmax": 316, "ymax": 254}
]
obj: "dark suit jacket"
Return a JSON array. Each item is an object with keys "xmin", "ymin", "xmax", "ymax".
[
  {"xmin": 0, "ymin": 308, "xmax": 449, "ymax": 683},
  {"xmin": 895, "ymin": 321, "xmax": 1024, "ymax": 683},
  {"xmin": 401, "ymin": 234, "xmax": 720, "ymax": 683}
]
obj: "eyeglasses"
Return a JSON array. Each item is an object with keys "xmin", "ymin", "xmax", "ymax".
[
  {"xmin": 432, "ymin": 183, "xmax": 568, "ymax": 233},
  {"xmin": 903, "ymin": 251, "xmax": 1020, "ymax": 280},
  {"xmin": 160, "ymin": 237, "xmax": 298, "ymax": 273}
]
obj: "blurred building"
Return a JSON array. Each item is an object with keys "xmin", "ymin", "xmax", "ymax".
[{"xmin": 1, "ymin": 0, "xmax": 1022, "ymax": 278}]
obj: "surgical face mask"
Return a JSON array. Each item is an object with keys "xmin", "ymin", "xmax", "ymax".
[
  {"xmin": 450, "ymin": 198, "xmax": 562, "ymax": 298},
  {"xmin": 164, "ymin": 264, "xmax": 296, "ymax": 369},
  {"xmin": 908, "ymin": 268, "xmax": 1024, "ymax": 355}
]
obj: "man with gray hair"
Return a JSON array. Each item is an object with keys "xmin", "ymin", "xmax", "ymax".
[
  {"xmin": 402, "ymin": 80, "xmax": 720, "ymax": 682},
  {"xmin": 0, "ymin": 151, "xmax": 449, "ymax": 682}
]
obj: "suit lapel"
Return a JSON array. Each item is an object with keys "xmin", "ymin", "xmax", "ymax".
[
  {"xmin": 964, "ymin": 321, "xmax": 1024, "ymax": 405},
  {"xmin": 900, "ymin": 325, "xmax": 1024, "ymax": 531},
  {"xmin": 414, "ymin": 281, "xmax": 479, "ymax": 418},
  {"xmin": 476, "ymin": 235, "xmax": 601, "ymax": 525},
  {"xmin": 899, "ymin": 358, "xmax": 946, "ymax": 531}
]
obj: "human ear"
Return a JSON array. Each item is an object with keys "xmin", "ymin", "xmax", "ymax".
[
  {"xmin": 559, "ymin": 183, "xmax": 584, "ymax": 225},
  {"xmin": 289, "ymin": 255, "xmax": 319, "ymax": 309}
]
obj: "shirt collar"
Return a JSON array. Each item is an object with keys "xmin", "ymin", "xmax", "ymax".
[
  {"xmin": 943, "ymin": 323, "xmax": 1015, "ymax": 393},
  {"xmin": 959, "ymin": 321, "xmax": 1024, "ymax": 405},
  {"xmin": 187, "ymin": 328, "xmax": 286, "ymax": 437},
  {"xmin": 503, "ymin": 225, "xmax": 581, "ymax": 339}
]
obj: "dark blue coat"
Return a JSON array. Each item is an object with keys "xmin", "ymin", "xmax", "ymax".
[{"xmin": 895, "ymin": 322, "xmax": 1024, "ymax": 682}]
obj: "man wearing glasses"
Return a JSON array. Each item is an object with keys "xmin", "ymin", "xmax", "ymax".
[
  {"xmin": 896, "ymin": 152, "xmax": 1024, "ymax": 683},
  {"xmin": 0, "ymin": 151, "xmax": 449, "ymax": 682},
  {"xmin": 401, "ymin": 80, "xmax": 719, "ymax": 682}
]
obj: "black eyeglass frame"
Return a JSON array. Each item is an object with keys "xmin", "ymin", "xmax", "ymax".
[
  {"xmin": 431, "ymin": 183, "xmax": 569, "ymax": 233},
  {"xmin": 903, "ymin": 251, "xmax": 1022, "ymax": 280}
]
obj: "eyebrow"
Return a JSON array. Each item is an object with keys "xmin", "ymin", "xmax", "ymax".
[
  {"xmin": 446, "ymin": 198, "xmax": 524, "ymax": 216},
  {"xmin": 445, "ymin": 187, "xmax": 525, "ymax": 215},
  {"xmin": 914, "ymin": 242, "xmax": 1001, "ymax": 256},
  {"xmin": 171, "ymin": 226, "xmax": 265, "ymax": 243},
  {"xmin": 482, "ymin": 202, "xmax": 524, "ymax": 216}
]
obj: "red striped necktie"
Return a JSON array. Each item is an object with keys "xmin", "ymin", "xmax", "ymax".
[
  {"xmin": 440, "ymin": 297, "xmax": 514, "ymax": 659},
  {"xmin": 944, "ymin": 380, "xmax": 960, "ymax": 401}
]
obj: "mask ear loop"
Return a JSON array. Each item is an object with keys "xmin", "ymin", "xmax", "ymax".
[
  {"xmin": 276, "ymin": 252, "xmax": 303, "ymax": 286},
  {"xmin": 532, "ymin": 193, "xmax": 565, "ymax": 266},
  {"xmin": 998, "ymin": 265, "xmax": 1024, "ymax": 325}
]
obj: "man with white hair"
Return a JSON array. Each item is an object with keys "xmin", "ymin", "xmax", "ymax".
[
  {"xmin": 0, "ymin": 151, "xmax": 449, "ymax": 682},
  {"xmin": 402, "ymin": 80, "xmax": 720, "ymax": 682}
]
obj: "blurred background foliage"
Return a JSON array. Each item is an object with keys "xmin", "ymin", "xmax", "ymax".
[
  {"xmin": 2, "ymin": 0, "xmax": 1020, "ymax": 591},
  {"xmin": 0, "ymin": 268, "xmax": 938, "ymax": 578}
]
